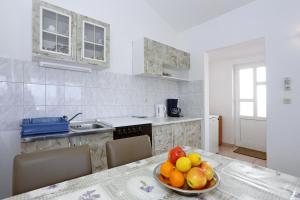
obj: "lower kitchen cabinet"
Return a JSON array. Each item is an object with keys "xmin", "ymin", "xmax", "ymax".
[
  {"xmin": 21, "ymin": 137, "xmax": 70, "ymax": 153},
  {"xmin": 69, "ymin": 132, "xmax": 113, "ymax": 172},
  {"xmin": 21, "ymin": 131, "xmax": 113, "ymax": 173},
  {"xmin": 152, "ymin": 120, "xmax": 202, "ymax": 155},
  {"xmin": 152, "ymin": 125, "xmax": 173, "ymax": 155},
  {"xmin": 184, "ymin": 121, "xmax": 201, "ymax": 148}
]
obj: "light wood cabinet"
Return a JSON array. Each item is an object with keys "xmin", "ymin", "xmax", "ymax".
[
  {"xmin": 76, "ymin": 15, "xmax": 110, "ymax": 67},
  {"xmin": 32, "ymin": 0, "xmax": 77, "ymax": 62},
  {"xmin": 133, "ymin": 38, "xmax": 190, "ymax": 81},
  {"xmin": 21, "ymin": 137, "xmax": 70, "ymax": 153},
  {"xmin": 152, "ymin": 120, "xmax": 202, "ymax": 155},
  {"xmin": 152, "ymin": 124, "xmax": 173, "ymax": 155},
  {"xmin": 32, "ymin": 0, "xmax": 110, "ymax": 68},
  {"xmin": 177, "ymin": 50, "xmax": 190, "ymax": 70}
]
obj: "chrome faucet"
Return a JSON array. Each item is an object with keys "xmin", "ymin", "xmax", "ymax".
[{"xmin": 67, "ymin": 113, "xmax": 83, "ymax": 122}]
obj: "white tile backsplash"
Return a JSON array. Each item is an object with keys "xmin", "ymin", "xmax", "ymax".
[
  {"xmin": 45, "ymin": 68, "xmax": 65, "ymax": 85},
  {"xmin": 24, "ymin": 84, "xmax": 46, "ymax": 106},
  {"xmin": 23, "ymin": 106, "xmax": 46, "ymax": 118},
  {"xmin": 64, "ymin": 70, "xmax": 85, "ymax": 87},
  {"xmin": 0, "ymin": 106, "xmax": 23, "ymax": 130},
  {"xmin": 0, "ymin": 82, "xmax": 23, "ymax": 106},
  {"xmin": 46, "ymin": 105, "xmax": 65, "ymax": 117},
  {"xmin": 46, "ymin": 85, "xmax": 65, "ymax": 105},
  {"xmin": 65, "ymin": 86, "xmax": 82, "ymax": 106},
  {"xmin": 23, "ymin": 61, "xmax": 45, "ymax": 84},
  {"xmin": 0, "ymin": 57, "xmax": 203, "ymax": 131},
  {"xmin": 0, "ymin": 58, "xmax": 23, "ymax": 83}
]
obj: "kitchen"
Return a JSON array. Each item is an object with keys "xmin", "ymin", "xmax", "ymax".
[{"xmin": 1, "ymin": 0, "xmax": 300, "ymax": 199}]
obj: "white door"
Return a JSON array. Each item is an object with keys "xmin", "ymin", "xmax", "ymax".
[{"xmin": 235, "ymin": 63, "xmax": 267, "ymax": 152}]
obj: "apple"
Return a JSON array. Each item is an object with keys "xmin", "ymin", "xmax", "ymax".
[
  {"xmin": 200, "ymin": 162, "xmax": 214, "ymax": 181},
  {"xmin": 207, "ymin": 177, "xmax": 217, "ymax": 188},
  {"xmin": 186, "ymin": 167, "xmax": 207, "ymax": 189},
  {"xmin": 168, "ymin": 146, "xmax": 186, "ymax": 165}
]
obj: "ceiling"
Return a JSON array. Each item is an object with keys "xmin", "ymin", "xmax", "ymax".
[
  {"xmin": 144, "ymin": 0, "xmax": 256, "ymax": 32},
  {"xmin": 208, "ymin": 38, "xmax": 265, "ymax": 62}
]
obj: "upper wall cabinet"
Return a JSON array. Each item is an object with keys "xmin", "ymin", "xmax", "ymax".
[
  {"xmin": 133, "ymin": 38, "xmax": 190, "ymax": 81},
  {"xmin": 32, "ymin": 0, "xmax": 110, "ymax": 68},
  {"xmin": 32, "ymin": 0, "xmax": 77, "ymax": 62},
  {"xmin": 76, "ymin": 15, "xmax": 110, "ymax": 67}
]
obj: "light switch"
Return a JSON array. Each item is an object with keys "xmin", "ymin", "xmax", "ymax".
[{"xmin": 284, "ymin": 77, "xmax": 291, "ymax": 91}]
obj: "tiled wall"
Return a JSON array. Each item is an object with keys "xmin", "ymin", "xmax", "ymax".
[
  {"xmin": 0, "ymin": 56, "xmax": 202, "ymax": 197},
  {"xmin": 179, "ymin": 80, "xmax": 203, "ymax": 117}
]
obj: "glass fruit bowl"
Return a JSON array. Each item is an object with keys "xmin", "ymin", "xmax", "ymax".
[{"xmin": 153, "ymin": 163, "xmax": 220, "ymax": 196}]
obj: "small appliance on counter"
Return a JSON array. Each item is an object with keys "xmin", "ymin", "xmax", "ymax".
[
  {"xmin": 155, "ymin": 104, "xmax": 166, "ymax": 118},
  {"xmin": 166, "ymin": 99, "xmax": 182, "ymax": 117}
]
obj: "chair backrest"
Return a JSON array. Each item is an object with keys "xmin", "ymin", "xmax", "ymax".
[
  {"xmin": 13, "ymin": 145, "xmax": 92, "ymax": 195},
  {"xmin": 106, "ymin": 135, "xmax": 152, "ymax": 169}
]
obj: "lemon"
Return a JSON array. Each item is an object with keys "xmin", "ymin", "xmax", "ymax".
[
  {"xmin": 188, "ymin": 153, "xmax": 202, "ymax": 167},
  {"xmin": 176, "ymin": 157, "xmax": 191, "ymax": 172}
]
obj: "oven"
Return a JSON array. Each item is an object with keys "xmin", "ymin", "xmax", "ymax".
[{"xmin": 113, "ymin": 123, "xmax": 152, "ymax": 145}]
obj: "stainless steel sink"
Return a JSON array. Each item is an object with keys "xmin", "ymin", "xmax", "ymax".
[{"xmin": 70, "ymin": 121, "xmax": 113, "ymax": 134}]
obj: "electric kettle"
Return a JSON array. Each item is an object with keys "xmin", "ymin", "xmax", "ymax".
[{"xmin": 155, "ymin": 104, "xmax": 166, "ymax": 118}]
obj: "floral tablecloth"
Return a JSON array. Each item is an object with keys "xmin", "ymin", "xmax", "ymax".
[{"xmin": 6, "ymin": 147, "xmax": 300, "ymax": 200}]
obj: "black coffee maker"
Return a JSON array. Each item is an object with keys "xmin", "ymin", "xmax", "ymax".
[{"xmin": 166, "ymin": 99, "xmax": 182, "ymax": 117}]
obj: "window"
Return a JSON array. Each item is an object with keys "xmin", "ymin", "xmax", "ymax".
[
  {"xmin": 239, "ymin": 68, "xmax": 254, "ymax": 99},
  {"xmin": 83, "ymin": 22, "xmax": 105, "ymax": 61},
  {"xmin": 237, "ymin": 65, "xmax": 266, "ymax": 118},
  {"xmin": 41, "ymin": 8, "xmax": 71, "ymax": 55}
]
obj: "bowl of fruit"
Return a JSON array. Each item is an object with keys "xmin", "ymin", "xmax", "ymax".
[{"xmin": 153, "ymin": 146, "xmax": 220, "ymax": 195}]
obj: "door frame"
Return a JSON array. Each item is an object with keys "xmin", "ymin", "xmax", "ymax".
[{"xmin": 233, "ymin": 61, "xmax": 266, "ymax": 148}]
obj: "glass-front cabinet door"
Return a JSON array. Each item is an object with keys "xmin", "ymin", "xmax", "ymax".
[
  {"xmin": 77, "ymin": 15, "xmax": 110, "ymax": 67},
  {"xmin": 32, "ymin": 0, "xmax": 76, "ymax": 61}
]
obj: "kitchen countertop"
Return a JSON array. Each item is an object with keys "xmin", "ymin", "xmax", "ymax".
[
  {"xmin": 147, "ymin": 116, "xmax": 203, "ymax": 126},
  {"xmin": 7, "ymin": 146, "xmax": 300, "ymax": 200},
  {"xmin": 100, "ymin": 117, "xmax": 151, "ymax": 127},
  {"xmin": 100, "ymin": 116, "xmax": 202, "ymax": 127}
]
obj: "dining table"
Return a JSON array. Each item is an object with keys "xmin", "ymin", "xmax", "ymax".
[{"xmin": 6, "ymin": 146, "xmax": 300, "ymax": 200}]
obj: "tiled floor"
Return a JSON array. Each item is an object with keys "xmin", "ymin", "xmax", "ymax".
[{"xmin": 217, "ymin": 144, "xmax": 267, "ymax": 167}]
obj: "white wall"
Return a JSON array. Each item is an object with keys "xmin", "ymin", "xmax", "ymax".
[
  {"xmin": 178, "ymin": 0, "xmax": 300, "ymax": 176},
  {"xmin": 0, "ymin": 0, "xmax": 177, "ymax": 74}
]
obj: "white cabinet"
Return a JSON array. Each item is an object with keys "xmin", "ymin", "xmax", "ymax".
[{"xmin": 209, "ymin": 115, "xmax": 219, "ymax": 153}]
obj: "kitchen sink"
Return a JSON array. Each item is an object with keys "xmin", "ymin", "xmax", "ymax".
[{"xmin": 70, "ymin": 120, "xmax": 113, "ymax": 134}]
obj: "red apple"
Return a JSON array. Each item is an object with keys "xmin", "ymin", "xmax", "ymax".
[
  {"xmin": 168, "ymin": 146, "xmax": 186, "ymax": 165},
  {"xmin": 186, "ymin": 167, "xmax": 207, "ymax": 189}
]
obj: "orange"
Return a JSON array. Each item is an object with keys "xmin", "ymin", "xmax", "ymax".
[
  {"xmin": 160, "ymin": 161, "xmax": 174, "ymax": 178},
  {"xmin": 159, "ymin": 175, "xmax": 170, "ymax": 185},
  {"xmin": 169, "ymin": 169, "xmax": 185, "ymax": 188}
]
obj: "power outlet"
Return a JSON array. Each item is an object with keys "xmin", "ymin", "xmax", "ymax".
[{"xmin": 283, "ymin": 97, "xmax": 292, "ymax": 104}]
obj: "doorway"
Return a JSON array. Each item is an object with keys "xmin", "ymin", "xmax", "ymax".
[
  {"xmin": 206, "ymin": 38, "xmax": 267, "ymax": 164},
  {"xmin": 234, "ymin": 63, "xmax": 267, "ymax": 152}
]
